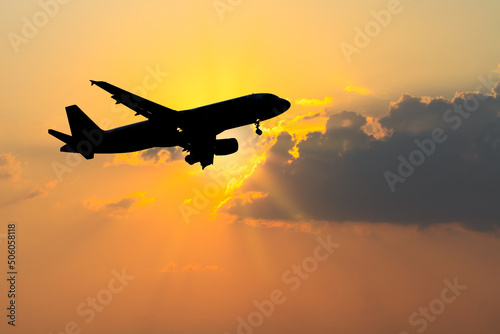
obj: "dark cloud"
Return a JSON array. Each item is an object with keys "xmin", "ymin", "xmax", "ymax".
[
  {"xmin": 22, "ymin": 188, "xmax": 47, "ymax": 200},
  {"xmin": 105, "ymin": 197, "xmax": 135, "ymax": 210},
  {"xmin": 0, "ymin": 153, "xmax": 20, "ymax": 179},
  {"xmin": 83, "ymin": 192, "xmax": 154, "ymax": 217},
  {"xmin": 226, "ymin": 84, "xmax": 500, "ymax": 231},
  {"xmin": 1, "ymin": 187, "xmax": 49, "ymax": 206},
  {"xmin": 380, "ymin": 94, "xmax": 450, "ymax": 134},
  {"xmin": 140, "ymin": 147, "xmax": 184, "ymax": 163}
]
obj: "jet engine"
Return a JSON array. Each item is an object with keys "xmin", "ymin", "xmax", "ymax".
[{"xmin": 214, "ymin": 138, "xmax": 238, "ymax": 156}]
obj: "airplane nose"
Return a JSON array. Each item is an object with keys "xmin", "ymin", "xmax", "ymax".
[
  {"xmin": 282, "ymin": 99, "xmax": 291, "ymax": 111},
  {"xmin": 272, "ymin": 98, "xmax": 290, "ymax": 117},
  {"xmin": 262, "ymin": 96, "xmax": 291, "ymax": 120}
]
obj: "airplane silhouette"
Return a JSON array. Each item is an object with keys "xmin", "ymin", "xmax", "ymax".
[{"xmin": 49, "ymin": 81, "xmax": 291, "ymax": 169}]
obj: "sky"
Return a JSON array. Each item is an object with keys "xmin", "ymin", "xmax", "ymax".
[{"xmin": 1, "ymin": 0, "xmax": 500, "ymax": 333}]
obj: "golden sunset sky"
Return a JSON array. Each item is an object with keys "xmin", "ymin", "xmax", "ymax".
[{"xmin": 1, "ymin": 0, "xmax": 500, "ymax": 333}]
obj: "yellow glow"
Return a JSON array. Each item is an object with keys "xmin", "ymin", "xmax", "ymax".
[
  {"xmin": 343, "ymin": 85, "xmax": 372, "ymax": 95},
  {"xmin": 363, "ymin": 117, "xmax": 392, "ymax": 140},
  {"xmin": 295, "ymin": 96, "xmax": 333, "ymax": 106}
]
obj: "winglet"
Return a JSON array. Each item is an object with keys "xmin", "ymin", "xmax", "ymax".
[{"xmin": 90, "ymin": 80, "xmax": 96, "ymax": 86}]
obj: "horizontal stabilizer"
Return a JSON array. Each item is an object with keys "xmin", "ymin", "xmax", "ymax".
[
  {"xmin": 60, "ymin": 144, "xmax": 76, "ymax": 153},
  {"xmin": 48, "ymin": 129, "xmax": 72, "ymax": 144}
]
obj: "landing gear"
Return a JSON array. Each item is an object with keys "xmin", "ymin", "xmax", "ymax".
[{"xmin": 255, "ymin": 120, "xmax": 262, "ymax": 136}]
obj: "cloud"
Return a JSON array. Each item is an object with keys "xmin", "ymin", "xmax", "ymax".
[
  {"xmin": 161, "ymin": 261, "xmax": 178, "ymax": 273},
  {"xmin": 343, "ymin": 85, "xmax": 372, "ymax": 95},
  {"xmin": 6, "ymin": 187, "xmax": 49, "ymax": 205},
  {"xmin": 104, "ymin": 147, "xmax": 183, "ymax": 167},
  {"xmin": 295, "ymin": 97, "xmax": 333, "ymax": 107},
  {"xmin": 0, "ymin": 154, "xmax": 55, "ymax": 205},
  {"xmin": 45, "ymin": 180, "xmax": 58, "ymax": 188},
  {"xmin": 21, "ymin": 187, "xmax": 48, "ymax": 200},
  {"xmin": 83, "ymin": 192, "xmax": 154, "ymax": 217},
  {"xmin": 182, "ymin": 262, "xmax": 201, "ymax": 271},
  {"xmin": 239, "ymin": 219, "xmax": 315, "ymax": 233},
  {"xmin": 224, "ymin": 84, "xmax": 500, "ymax": 231},
  {"xmin": 0, "ymin": 153, "xmax": 20, "ymax": 180},
  {"xmin": 140, "ymin": 147, "xmax": 184, "ymax": 163}
]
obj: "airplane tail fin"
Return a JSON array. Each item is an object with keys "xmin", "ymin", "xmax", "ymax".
[
  {"xmin": 48, "ymin": 105, "xmax": 104, "ymax": 159},
  {"xmin": 66, "ymin": 105, "xmax": 103, "ymax": 137}
]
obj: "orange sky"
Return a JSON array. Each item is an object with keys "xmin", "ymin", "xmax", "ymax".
[{"xmin": 1, "ymin": 1, "xmax": 500, "ymax": 333}]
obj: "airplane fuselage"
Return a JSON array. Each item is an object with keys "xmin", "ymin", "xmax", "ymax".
[{"xmin": 94, "ymin": 93, "xmax": 288, "ymax": 154}]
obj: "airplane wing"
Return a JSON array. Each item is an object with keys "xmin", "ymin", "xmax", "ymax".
[{"xmin": 90, "ymin": 80, "xmax": 176, "ymax": 119}]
